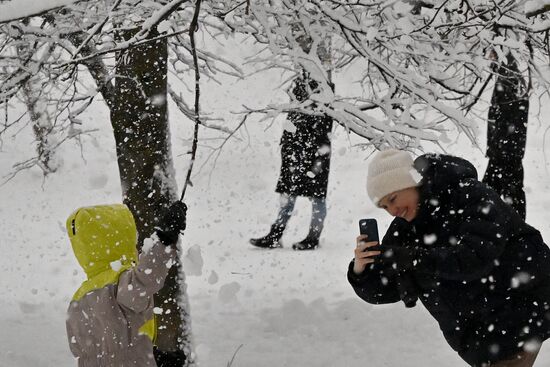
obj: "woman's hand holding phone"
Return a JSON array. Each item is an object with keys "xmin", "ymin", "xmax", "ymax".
[{"xmin": 353, "ymin": 234, "xmax": 381, "ymax": 275}]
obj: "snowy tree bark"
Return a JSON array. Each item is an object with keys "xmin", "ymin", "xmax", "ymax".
[
  {"xmin": 16, "ymin": 33, "xmax": 57, "ymax": 176},
  {"xmin": 21, "ymin": 79, "xmax": 57, "ymax": 175},
  {"xmin": 109, "ymin": 29, "xmax": 194, "ymax": 364},
  {"xmin": 482, "ymin": 54, "xmax": 528, "ymax": 219}
]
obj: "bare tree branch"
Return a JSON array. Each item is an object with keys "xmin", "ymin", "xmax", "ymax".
[{"xmin": 180, "ymin": 0, "xmax": 202, "ymax": 201}]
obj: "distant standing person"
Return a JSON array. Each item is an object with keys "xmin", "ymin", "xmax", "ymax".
[
  {"xmin": 250, "ymin": 72, "xmax": 333, "ymax": 250},
  {"xmin": 483, "ymin": 53, "xmax": 529, "ymax": 219}
]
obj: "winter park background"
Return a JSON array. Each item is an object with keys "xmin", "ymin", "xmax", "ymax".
[
  {"xmin": 3, "ymin": 62, "xmax": 550, "ymax": 367},
  {"xmin": 5, "ymin": 1, "xmax": 550, "ymax": 367}
]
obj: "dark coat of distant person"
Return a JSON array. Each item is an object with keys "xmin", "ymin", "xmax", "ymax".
[
  {"xmin": 275, "ymin": 76, "xmax": 333, "ymax": 199},
  {"xmin": 349, "ymin": 154, "xmax": 550, "ymax": 366}
]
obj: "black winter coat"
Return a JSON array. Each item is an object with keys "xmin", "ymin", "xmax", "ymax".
[
  {"xmin": 275, "ymin": 76, "xmax": 333, "ymax": 199},
  {"xmin": 348, "ymin": 154, "xmax": 550, "ymax": 366}
]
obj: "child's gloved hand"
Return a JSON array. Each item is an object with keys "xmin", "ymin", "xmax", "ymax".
[{"xmin": 156, "ymin": 201, "xmax": 187, "ymax": 246}]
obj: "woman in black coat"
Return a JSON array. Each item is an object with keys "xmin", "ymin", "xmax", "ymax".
[
  {"xmin": 250, "ymin": 72, "xmax": 333, "ymax": 250},
  {"xmin": 349, "ymin": 149, "xmax": 550, "ymax": 366}
]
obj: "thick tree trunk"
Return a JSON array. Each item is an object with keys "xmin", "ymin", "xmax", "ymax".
[
  {"xmin": 110, "ymin": 30, "xmax": 193, "ymax": 364},
  {"xmin": 482, "ymin": 54, "xmax": 528, "ymax": 219}
]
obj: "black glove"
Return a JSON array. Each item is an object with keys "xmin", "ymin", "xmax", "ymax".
[
  {"xmin": 374, "ymin": 245, "xmax": 415, "ymax": 274},
  {"xmin": 153, "ymin": 347, "xmax": 186, "ymax": 367},
  {"xmin": 156, "ymin": 201, "xmax": 187, "ymax": 246}
]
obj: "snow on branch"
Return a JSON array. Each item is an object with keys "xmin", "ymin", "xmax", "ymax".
[
  {"xmin": 59, "ymin": 0, "xmax": 191, "ymax": 67},
  {"xmin": 0, "ymin": 0, "xmax": 247, "ymax": 181},
  {"xmin": 0, "ymin": 0, "xmax": 80, "ymax": 24},
  {"xmin": 215, "ymin": 0, "xmax": 546, "ymax": 148},
  {"xmin": 526, "ymin": 1, "xmax": 550, "ymax": 18}
]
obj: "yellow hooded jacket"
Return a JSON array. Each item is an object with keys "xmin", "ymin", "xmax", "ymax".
[{"xmin": 65, "ymin": 204, "xmax": 175, "ymax": 367}]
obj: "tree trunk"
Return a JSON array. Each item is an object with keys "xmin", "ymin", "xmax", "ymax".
[
  {"xmin": 22, "ymin": 77, "xmax": 57, "ymax": 175},
  {"xmin": 482, "ymin": 54, "xmax": 528, "ymax": 219},
  {"xmin": 110, "ymin": 30, "xmax": 194, "ymax": 364},
  {"xmin": 16, "ymin": 30, "xmax": 57, "ymax": 175}
]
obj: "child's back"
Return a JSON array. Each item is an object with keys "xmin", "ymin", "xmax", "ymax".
[{"xmin": 65, "ymin": 204, "xmax": 176, "ymax": 367}]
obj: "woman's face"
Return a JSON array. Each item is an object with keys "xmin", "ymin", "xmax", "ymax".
[{"xmin": 378, "ymin": 187, "xmax": 420, "ymax": 222}]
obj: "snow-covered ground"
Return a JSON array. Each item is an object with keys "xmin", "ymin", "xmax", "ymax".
[{"xmin": 3, "ymin": 67, "xmax": 550, "ymax": 367}]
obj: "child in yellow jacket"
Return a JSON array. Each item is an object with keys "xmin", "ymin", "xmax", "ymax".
[{"xmin": 65, "ymin": 202, "xmax": 186, "ymax": 367}]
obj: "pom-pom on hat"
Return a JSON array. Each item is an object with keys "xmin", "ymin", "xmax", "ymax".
[{"xmin": 367, "ymin": 149, "xmax": 421, "ymax": 205}]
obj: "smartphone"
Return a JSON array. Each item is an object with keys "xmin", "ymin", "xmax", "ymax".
[{"xmin": 359, "ymin": 218, "xmax": 379, "ymax": 243}]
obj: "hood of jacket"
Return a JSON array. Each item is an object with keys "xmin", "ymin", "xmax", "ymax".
[
  {"xmin": 66, "ymin": 204, "xmax": 156, "ymax": 342},
  {"xmin": 66, "ymin": 204, "xmax": 138, "ymax": 279},
  {"xmin": 412, "ymin": 153, "xmax": 478, "ymax": 225},
  {"xmin": 414, "ymin": 153, "xmax": 478, "ymax": 190}
]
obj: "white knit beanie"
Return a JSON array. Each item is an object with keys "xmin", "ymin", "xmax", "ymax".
[{"xmin": 367, "ymin": 149, "xmax": 421, "ymax": 204}]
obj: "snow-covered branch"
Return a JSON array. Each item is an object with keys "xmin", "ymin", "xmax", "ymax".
[
  {"xmin": 214, "ymin": 0, "xmax": 546, "ymax": 148},
  {"xmin": 0, "ymin": 0, "xmax": 80, "ymax": 24}
]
